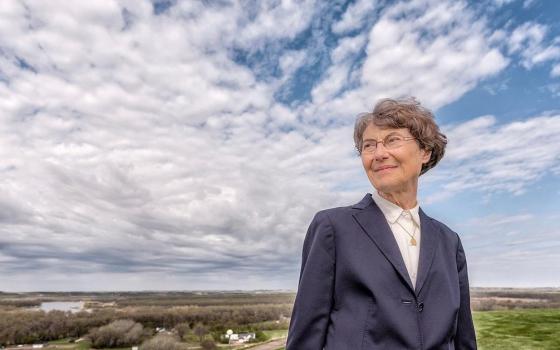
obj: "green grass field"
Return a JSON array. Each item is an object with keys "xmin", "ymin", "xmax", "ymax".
[
  {"xmin": 474, "ymin": 308, "xmax": 560, "ymax": 350},
  {"xmin": 274, "ymin": 308, "xmax": 560, "ymax": 350},
  {"xmin": 262, "ymin": 330, "xmax": 288, "ymax": 339}
]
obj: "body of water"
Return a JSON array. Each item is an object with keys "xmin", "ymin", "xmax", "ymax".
[{"xmin": 40, "ymin": 301, "xmax": 84, "ymax": 313}]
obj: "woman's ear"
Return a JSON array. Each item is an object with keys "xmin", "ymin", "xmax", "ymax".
[{"xmin": 421, "ymin": 149, "xmax": 432, "ymax": 164}]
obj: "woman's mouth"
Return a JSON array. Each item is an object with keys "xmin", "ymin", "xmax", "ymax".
[{"xmin": 375, "ymin": 165, "xmax": 397, "ymax": 172}]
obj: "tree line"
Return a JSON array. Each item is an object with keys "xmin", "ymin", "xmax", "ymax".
[{"xmin": 0, "ymin": 303, "xmax": 291, "ymax": 346}]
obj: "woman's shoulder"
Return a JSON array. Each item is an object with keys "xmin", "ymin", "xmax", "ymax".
[
  {"xmin": 426, "ymin": 216, "xmax": 455, "ymax": 232},
  {"xmin": 423, "ymin": 214, "xmax": 462, "ymax": 245},
  {"xmin": 312, "ymin": 193, "xmax": 373, "ymax": 222}
]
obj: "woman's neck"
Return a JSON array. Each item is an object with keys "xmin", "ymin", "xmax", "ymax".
[{"xmin": 377, "ymin": 189, "xmax": 418, "ymax": 209}]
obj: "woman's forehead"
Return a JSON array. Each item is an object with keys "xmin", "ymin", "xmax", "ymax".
[{"xmin": 363, "ymin": 124, "xmax": 410, "ymax": 137}]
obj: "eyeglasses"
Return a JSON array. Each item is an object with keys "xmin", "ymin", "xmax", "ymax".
[{"xmin": 361, "ymin": 135, "xmax": 416, "ymax": 154}]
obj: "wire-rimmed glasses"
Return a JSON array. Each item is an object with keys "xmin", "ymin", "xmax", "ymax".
[{"xmin": 361, "ymin": 135, "xmax": 416, "ymax": 154}]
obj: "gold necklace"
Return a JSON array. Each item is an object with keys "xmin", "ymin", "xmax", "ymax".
[{"xmin": 396, "ymin": 213, "xmax": 418, "ymax": 246}]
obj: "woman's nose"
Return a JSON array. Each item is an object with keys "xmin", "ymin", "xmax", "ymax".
[{"xmin": 373, "ymin": 142, "xmax": 389, "ymax": 160}]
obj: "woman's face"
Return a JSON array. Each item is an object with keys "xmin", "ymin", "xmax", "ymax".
[{"xmin": 360, "ymin": 123, "xmax": 431, "ymax": 194}]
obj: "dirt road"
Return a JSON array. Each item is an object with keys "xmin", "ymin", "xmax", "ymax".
[{"xmin": 247, "ymin": 338, "xmax": 287, "ymax": 350}]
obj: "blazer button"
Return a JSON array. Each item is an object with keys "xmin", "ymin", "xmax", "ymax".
[{"xmin": 417, "ymin": 302, "xmax": 424, "ymax": 312}]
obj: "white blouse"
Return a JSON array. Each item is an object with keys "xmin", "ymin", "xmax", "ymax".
[{"xmin": 372, "ymin": 190, "xmax": 421, "ymax": 288}]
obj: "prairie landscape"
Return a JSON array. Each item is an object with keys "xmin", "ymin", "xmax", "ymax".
[
  {"xmin": 2, "ymin": 1, "xmax": 560, "ymax": 350},
  {"xmin": 1, "ymin": 288, "xmax": 559, "ymax": 350}
]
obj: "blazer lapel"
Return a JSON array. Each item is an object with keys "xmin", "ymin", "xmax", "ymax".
[
  {"xmin": 352, "ymin": 194, "xmax": 415, "ymax": 293},
  {"xmin": 414, "ymin": 208, "xmax": 439, "ymax": 295}
]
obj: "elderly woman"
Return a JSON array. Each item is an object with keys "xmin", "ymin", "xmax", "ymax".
[{"xmin": 286, "ymin": 97, "xmax": 477, "ymax": 349}]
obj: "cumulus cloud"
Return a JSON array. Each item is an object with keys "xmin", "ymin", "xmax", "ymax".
[
  {"xmin": 300, "ymin": 0, "xmax": 509, "ymax": 125},
  {"xmin": 507, "ymin": 22, "xmax": 560, "ymax": 70},
  {"xmin": 0, "ymin": 0, "xmax": 558, "ymax": 291},
  {"xmin": 360, "ymin": 0, "xmax": 508, "ymax": 108},
  {"xmin": 310, "ymin": 33, "xmax": 367, "ymax": 104},
  {"xmin": 233, "ymin": 0, "xmax": 317, "ymax": 49},
  {"xmin": 0, "ymin": 0, "xmax": 375, "ymax": 291},
  {"xmin": 331, "ymin": 0, "xmax": 378, "ymax": 35},
  {"xmin": 422, "ymin": 113, "xmax": 560, "ymax": 201}
]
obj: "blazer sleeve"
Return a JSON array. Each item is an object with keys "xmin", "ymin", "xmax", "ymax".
[
  {"xmin": 286, "ymin": 210, "xmax": 336, "ymax": 350},
  {"xmin": 455, "ymin": 235, "xmax": 477, "ymax": 349}
]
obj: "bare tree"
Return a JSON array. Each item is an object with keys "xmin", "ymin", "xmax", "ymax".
[
  {"xmin": 174, "ymin": 322, "xmax": 191, "ymax": 340},
  {"xmin": 140, "ymin": 334, "xmax": 182, "ymax": 350},
  {"xmin": 193, "ymin": 323, "xmax": 208, "ymax": 343},
  {"xmin": 86, "ymin": 319, "xmax": 144, "ymax": 348}
]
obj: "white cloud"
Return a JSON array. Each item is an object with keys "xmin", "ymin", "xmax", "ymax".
[
  {"xmin": 507, "ymin": 22, "xmax": 560, "ymax": 69},
  {"xmin": 300, "ymin": 0, "xmax": 508, "ymax": 124},
  {"xmin": 552, "ymin": 63, "xmax": 560, "ymax": 77},
  {"xmin": 331, "ymin": 0, "xmax": 378, "ymax": 34},
  {"xmin": 279, "ymin": 50, "xmax": 307, "ymax": 76},
  {"xmin": 483, "ymin": 78, "xmax": 509, "ymax": 95},
  {"xmin": 0, "ymin": 0, "xmax": 558, "ymax": 291},
  {"xmin": 523, "ymin": 0, "xmax": 537, "ymax": 8},
  {"xmin": 542, "ymin": 83, "xmax": 560, "ymax": 97},
  {"xmin": 331, "ymin": 34, "xmax": 368, "ymax": 64},
  {"xmin": 233, "ymin": 0, "xmax": 317, "ymax": 49},
  {"xmin": 464, "ymin": 213, "xmax": 535, "ymax": 228},
  {"xmin": 493, "ymin": 0, "xmax": 515, "ymax": 6},
  {"xmin": 310, "ymin": 34, "xmax": 368, "ymax": 105},
  {"xmin": 508, "ymin": 22, "xmax": 547, "ymax": 53},
  {"xmin": 0, "ymin": 0, "xmax": 334, "ymax": 291},
  {"xmin": 361, "ymin": 0, "xmax": 508, "ymax": 108},
  {"xmin": 455, "ymin": 212, "xmax": 560, "ymax": 288},
  {"xmin": 422, "ymin": 113, "xmax": 560, "ymax": 201}
]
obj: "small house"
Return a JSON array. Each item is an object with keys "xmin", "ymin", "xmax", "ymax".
[{"xmin": 224, "ymin": 331, "xmax": 256, "ymax": 344}]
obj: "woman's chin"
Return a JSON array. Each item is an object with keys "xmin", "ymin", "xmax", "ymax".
[{"xmin": 372, "ymin": 180, "xmax": 397, "ymax": 193}]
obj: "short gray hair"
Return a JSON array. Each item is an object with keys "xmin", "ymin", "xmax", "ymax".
[{"xmin": 353, "ymin": 97, "xmax": 447, "ymax": 175}]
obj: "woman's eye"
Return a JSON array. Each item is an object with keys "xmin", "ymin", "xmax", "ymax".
[{"xmin": 386, "ymin": 136, "xmax": 401, "ymax": 145}]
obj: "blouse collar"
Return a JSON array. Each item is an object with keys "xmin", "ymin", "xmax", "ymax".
[{"xmin": 372, "ymin": 190, "xmax": 420, "ymax": 227}]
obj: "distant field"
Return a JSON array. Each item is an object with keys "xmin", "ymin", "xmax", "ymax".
[{"xmin": 2, "ymin": 289, "xmax": 560, "ymax": 349}]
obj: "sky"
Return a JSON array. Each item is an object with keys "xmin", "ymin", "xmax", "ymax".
[{"xmin": 0, "ymin": 0, "xmax": 559, "ymax": 292}]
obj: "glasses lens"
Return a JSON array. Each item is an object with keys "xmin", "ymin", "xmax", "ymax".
[
  {"xmin": 384, "ymin": 136, "xmax": 403, "ymax": 149},
  {"xmin": 362, "ymin": 142, "xmax": 375, "ymax": 153}
]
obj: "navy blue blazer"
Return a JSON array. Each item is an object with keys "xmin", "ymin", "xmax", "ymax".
[{"xmin": 286, "ymin": 193, "xmax": 477, "ymax": 350}]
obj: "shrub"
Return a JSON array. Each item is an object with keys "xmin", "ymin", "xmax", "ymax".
[
  {"xmin": 86, "ymin": 319, "xmax": 144, "ymax": 348},
  {"xmin": 200, "ymin": 339, "xmax": 217, "ymax": 350},
  {"xmin": 174, "ymin": 322, "xmax": 190, "ymax": 340},
  {"xmin": 255, "ymin": 330, "xmax": 269, "ymax": 342},
  {"xmin": 140, "ymin": 334, "xmax": 182, "ymax": 350}
]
